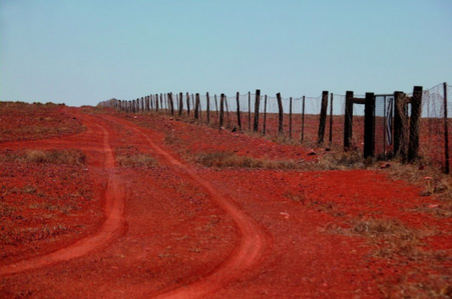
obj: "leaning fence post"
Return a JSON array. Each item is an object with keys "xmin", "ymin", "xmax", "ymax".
[
  {"xmin": 364, "ymin": 92, "xmax": 376, "ymax": 158},
  {"xmin": 444, "ymin": 82, "xmax": 449, "ymax": 174},
  {"xmin": 253, "ymin": 89, "xmax": 261, "ymax": 132},
  {"xmin": 236, "ymin": 92, "xmax": 241, "ymax": 129},
  {"xmin": 169, "ymin": 93, "xmax": 175, "ymax": 116},
  {"xmin": 408, "ymin": 86, "xmax": 423, "ymax": 162},
  {"xmin": 276, "ymin": 93, "xmax": 284, "ymax": 135},
  {"xmin": 344, "ymin": 91, "xmax": 354, "ymax": 149}
]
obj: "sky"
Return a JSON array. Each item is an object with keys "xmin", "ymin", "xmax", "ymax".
[{"xmin": 0, "ymin": 0, "xmax": 451, "ymax": 107}]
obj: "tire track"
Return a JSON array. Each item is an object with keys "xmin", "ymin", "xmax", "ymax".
[
  {"xmin": 103, "ymin": 115, "xmax": 268, "ymax": 299},
  {"xmin": 0, "ymin": 119, "xmax": 126, "ymax": 276}
]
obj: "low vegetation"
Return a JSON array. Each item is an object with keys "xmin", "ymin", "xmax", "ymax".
[
  {"xmin": 0, "ymin": 101, "xmax": 84, "ymax": 142},
  {"xmin": 194, "ymin": 151, "xmax": 302, "ymax": 169},
  {"xmin": 0, "ymin": 149, "xmax": 86, "ymax": 165},
  {"xmin": 114, "ymin": 146, "xmax": 157, "ymax": 168}
]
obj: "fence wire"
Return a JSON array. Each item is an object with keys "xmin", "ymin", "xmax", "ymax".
[{"xmin": 100, "ymin": 83, "xmax": 451, "ymax": 173}]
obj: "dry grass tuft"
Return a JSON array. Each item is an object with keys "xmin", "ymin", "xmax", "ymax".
[
  {"xmin": 350, "ymin": 218, "xmax": 427, "ymax": 258},
  {"xmin": 195, "ymin": 151, "xmax": 301, "ymax": 169},
  {"xmin": 316, "ymin": 150, "xmax": 368, "ymax": 170},
  {"xmin": 385, "ymin": 160, "xmax": 452, "ymax": 219},
  {"xmin": 115, "ymin": 146, "xmax": 157, "ymax": 168},
  {"xmin": 0, "ymin": 149, "xmax": 86, "ymax": 165}
]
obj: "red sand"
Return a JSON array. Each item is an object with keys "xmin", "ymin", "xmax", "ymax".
[{"xmin": 0, "ymin": 107, "xmax": 450, "ymax": 298}]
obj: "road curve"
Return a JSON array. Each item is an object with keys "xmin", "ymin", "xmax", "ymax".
[
  {"xmin": 0, "ymin": 118, "xmax": 126, "ymax": 276},
  {"xmin": 102, "ymin": 115, "xmax": 268, "ymax": 299}
]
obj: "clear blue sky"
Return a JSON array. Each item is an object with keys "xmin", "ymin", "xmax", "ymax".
[{"xmin": 1, "ymin": 1, "xmax": 451, "ymax": 107}]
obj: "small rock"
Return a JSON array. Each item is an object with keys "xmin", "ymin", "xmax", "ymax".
[{"xmin": 280, "ymin": 212, "xmax": 290, "ymax": 219}]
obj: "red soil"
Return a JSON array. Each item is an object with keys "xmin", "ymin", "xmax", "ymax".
[{"xmin": 0, "ymin": 106, "xmax": 451, "ymax": 298}]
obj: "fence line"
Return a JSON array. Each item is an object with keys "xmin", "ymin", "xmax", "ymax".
[{"xmin": 99, "ymin": 83, "xmax": 451, "ymax": 174}]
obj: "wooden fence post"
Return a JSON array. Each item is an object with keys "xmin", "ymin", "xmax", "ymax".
[
  {"xmin": 186, "ymin": 92, "xmax": 190, "ymax": 116},
  {"xmin": 156, "ymin": 94, "xmax": 159, "ymax": 112},
  {"xmin": 169, "ymin": 93, "xmax": 175, "ymax": 116},
  {"xmin": 317, "ymin": 91, "xmax": 329, "ymax": 145},
  {"xmin": 289, "ymin": 97, "xmax": 293, "ymax": 138},
  {"xmin": 444, "ymin": 82, "xmax": 449, "ymax": 174},
  {"xmin": 194, "ymin": 93, "xmax": 200, "ymax": 120},
  {"xmin": 301, "ymin": 96, "xmax": 305, "ymax": 141},
  {"xmin": 344, "ymin": 91, "xmax": 354, "ymax": 149},
  {"xmin": 219, "ymin": 94, "xmax": 225, "ymax": 128},
  {"xmin": 236, "ymin": 92, "xmax": 241, "ymax": 129},
  {"xmin": 364, "ymin": 92, "xmax": 376, "ymax": 158},
  {"xmin": 253, "ymin": 89, "xmax": 261, "ymax": 132},
  {"xmin": 248, "ymin": 91, "xmax": 251, "ymax": 130},
  {"xmin": 276, "ymin": 93, "xmax": 284, "ymax": 135},
  {"xmin": 329, "ymin": 93, "xmax": 333, "ymax": 145},
  {"xmin": 214, "ymin": 94, "xmax": 218, "ymax": 118},
  {"xmin": 206, "ymin": 92, "xmax": 210, "ymax": 124},
  {"xmin": 225, "ymin": 95, "xmax": 230, "ymax": 128},
  {"xmin": 263, "ymin": 95, "xmax": 267, "ymax": 135},
  {"xmin": 408, "ymin": 86, "xmax": 423, "ymax": 162},
  {"xmin": 191, "ymin": 94, "xmax": 195, "ymax": 116},
  {"xmin": 178, "ymin": 92, "xmax": 183, "ymax": 116},
  {"xmin": 393, "ymin": 91, "xmax": 403, "ymax": 155}
]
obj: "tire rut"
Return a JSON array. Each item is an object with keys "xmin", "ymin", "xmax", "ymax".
[
  {"xmin": 0, "ymin": 116, "xmax": 126, "ymax": 276},
  {"xmin": 102, "ymin": 115, "xmax": 268, "ymax": 299}
]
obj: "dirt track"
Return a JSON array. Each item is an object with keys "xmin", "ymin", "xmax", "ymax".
[
  {"xmin": 1, "ymin": 109, "xmax": 451, "ymax": 298},
  {"xmin": 0, "ymin": 111, "xmax": 268, "ymax": 298}
]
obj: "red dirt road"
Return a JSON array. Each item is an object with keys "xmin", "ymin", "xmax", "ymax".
[
  {"xmin": 1, "ymin": 108, "xmax": 451, "ymax": 298},
  {"xmin": 1, "ymin": 111, "xmax": 266, "ymax": 298}
]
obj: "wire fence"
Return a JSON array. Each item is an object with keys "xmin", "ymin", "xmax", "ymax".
[{"xmin": 99, "ymin": 83, "xmax": 451, "ymax": 173}]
